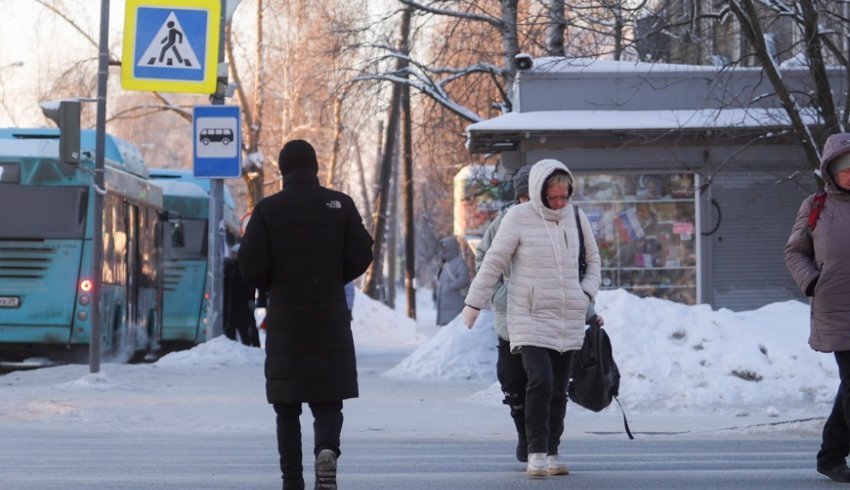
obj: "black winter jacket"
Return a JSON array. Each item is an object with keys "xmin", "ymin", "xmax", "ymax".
[{"xmin": 239, "ymin": 168, "xmax": 373, "ymax": 403}]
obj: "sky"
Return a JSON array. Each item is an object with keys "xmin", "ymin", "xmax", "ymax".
[
  {"xmin": 0, "ymin": 1, "xmax": 249, "ymax": 127},
  {"xmin": 1, "ymin": 286, "xmax": 833, "ymax": 443},
  {"xmin": 0, "ymin": 1, "xmax": 125, "ymax": 126}
]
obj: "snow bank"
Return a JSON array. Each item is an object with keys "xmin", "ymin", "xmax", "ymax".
[{"xmin": 390, "ymin": 289, "xmax": 836, "ymax": 415}]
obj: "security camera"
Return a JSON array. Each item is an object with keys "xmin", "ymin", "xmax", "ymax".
[{"xmin": 513, "ymin": 53, "xmax": 533, "ymax": 71}]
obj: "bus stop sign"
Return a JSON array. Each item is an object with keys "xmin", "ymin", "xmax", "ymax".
[{"xmin": 193, "ymin": 105, "xmax": 241, "ymax": 178}]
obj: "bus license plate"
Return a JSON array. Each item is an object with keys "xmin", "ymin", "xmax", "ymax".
[{"xmin": 0, "ymin": 296, "xmax": 20, "ymax": 308}]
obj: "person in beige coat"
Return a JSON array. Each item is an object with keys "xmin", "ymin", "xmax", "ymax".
[
  {"xmin": 462, "ymin": 159, "xmax": 601, "ymax": 478},
  {"xmin": 785, "ymin": 132, "xmax": 850, "ymax": 483}
]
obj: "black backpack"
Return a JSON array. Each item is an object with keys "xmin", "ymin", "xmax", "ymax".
[
  {"xmin": 568, "ymin": 316, "xmax": 620, "ymax": 412},
  {"xmin": 569, "ymin": 206, "xmax": 633, "ymax": 439}
]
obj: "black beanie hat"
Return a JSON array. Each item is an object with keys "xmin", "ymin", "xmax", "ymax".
[
  {"xmin": 278, "ymin": 139, "xmax": 318, "ymax": 175},
  {"xmin": 512, "ymin": 164, "xmax": 533, "ymax": 200}
]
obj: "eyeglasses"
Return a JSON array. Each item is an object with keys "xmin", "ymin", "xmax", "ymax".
[{"xmin": 546, "ymin": 194, "xmax": 569, "ymax": 203}]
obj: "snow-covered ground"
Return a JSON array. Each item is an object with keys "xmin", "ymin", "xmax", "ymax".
[{"xmin": 0, "ymin": 288, "xmax": 833, "ymax": 440}]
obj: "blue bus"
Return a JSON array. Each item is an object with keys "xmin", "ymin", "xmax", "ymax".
[
  {"xmin": 0, "ymin": 128, "xmax": 165, "ymax": 362},
  {"xmin": 149, "ymin": 168, "xmax": 240, "ymax": 350}
]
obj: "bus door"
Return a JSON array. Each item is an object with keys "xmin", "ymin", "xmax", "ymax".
[{"xmin": 125, "ymin": 203, "xmax": 140, "ymax": 340}]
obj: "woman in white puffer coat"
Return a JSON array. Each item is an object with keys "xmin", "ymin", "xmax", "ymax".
[{"xmin": 462, "ymin": 159, "xmax": 601, "ymax": 478}]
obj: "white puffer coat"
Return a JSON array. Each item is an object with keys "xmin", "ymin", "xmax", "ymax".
[{"xmin": 464, "ymin": 159, "xmax": 602, "ymax": 353}]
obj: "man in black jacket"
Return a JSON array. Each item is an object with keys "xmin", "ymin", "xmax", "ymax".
[{"xmin": 239, "ymin": 139, "xmax": 373, "ymax": 490}]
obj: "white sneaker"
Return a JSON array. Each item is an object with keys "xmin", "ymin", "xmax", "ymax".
[
  {"xmin": 547, "ymin": 454, "xmax": 569, "ymax": 475},
  {"xmin": 526, "ymin": 452, "xmax": 547, "ymax": 478}
]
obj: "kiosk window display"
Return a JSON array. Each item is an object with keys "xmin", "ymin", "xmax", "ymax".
[{"xmin": 572, "ymin": 172, "xmax": 697, "ymax": 304}]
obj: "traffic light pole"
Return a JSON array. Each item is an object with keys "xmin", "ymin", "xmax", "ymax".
[{"xmin": 90, "ymin": 0, "xmax": 111, "ymax": 373}]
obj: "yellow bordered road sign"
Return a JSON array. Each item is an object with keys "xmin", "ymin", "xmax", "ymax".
[{"xmin": 122, "ymin": 0, "xmax": 221, "ymax": 94}]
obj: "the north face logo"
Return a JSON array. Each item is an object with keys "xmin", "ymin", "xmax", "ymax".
[{"xmin": 326, "ymin": 200, "xmax": 342, "ymax": 209}]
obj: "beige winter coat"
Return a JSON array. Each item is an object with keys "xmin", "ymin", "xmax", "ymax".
[
  {"xmin": 465, "ymin": 159, "xmax": 602, "ymax": 353},
  {"xmin": 785, "ymin": 133, "xmax": 850, "ymax": 353}
]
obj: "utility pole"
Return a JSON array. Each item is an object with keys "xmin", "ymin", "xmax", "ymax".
[{"xmin": 91, "ymin": 0, "xmax": 111, "ymax": 373}]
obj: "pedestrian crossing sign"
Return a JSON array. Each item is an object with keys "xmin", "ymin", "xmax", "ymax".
[{"xmin": 121, "ymin": 0, "xmax": 221, "ymax": 94}]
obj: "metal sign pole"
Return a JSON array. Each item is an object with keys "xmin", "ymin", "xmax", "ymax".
[{"xmin": 205, "ymin": 0, "xmax": 228, "ymax": 341}]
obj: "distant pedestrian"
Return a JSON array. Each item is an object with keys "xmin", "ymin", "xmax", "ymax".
[
  {"xmin": 344, "ymin": 282, "xmax": 355, "ymax": 321},
  {"xmin": 462, "ymin": 159, "xmax": 601, "ymax": 478},
  {"xmin": 785, "ymin": 133, "xmax": 850, "ymax": 483},
  {"xmin": 435, "ymin": 236, "xmax": 470, "ymax": 326},
  {"xmin": 239, "ymin": 139, "xmax": 373, "ymax": 490},
  {"xmin": 223, "ymin": 244, "xmax": 260, "ymax": 347}
]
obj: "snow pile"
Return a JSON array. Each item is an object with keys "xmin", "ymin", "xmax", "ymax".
[
  {"xmin": 351, "ymin": 289, "xmax": 421, "ymax": 348},
  {"xmin": 155, "ymin": 336, "xmax": 264, "ymax": 367},
  {"xmin": 54, "ymin": 371, "xmax": 124, "ymax": 391},
  {"xmin": 388, "ymin": 289, "xmax": 836, "ymax": 415},
  {"xmin": 385, "ymin": 310, "xmax": 497, "ymax": 380},
  {"xmin": 598, "ymin": 290, "xmax": 835, "ymax": 414}
]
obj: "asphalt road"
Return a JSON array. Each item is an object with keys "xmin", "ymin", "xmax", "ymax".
[{"xmin": 0, "ymin": 428, "xmax": 838, "ymax": 489}]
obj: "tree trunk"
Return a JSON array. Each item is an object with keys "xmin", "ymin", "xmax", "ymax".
[
  {"xmin": 228, "ymin": 0, "xmax": 265, "ymax": 209},
  {"xmin": 728, "ymin": 0, "xmax": 822, "ymax": 169},
  {"xmin": 401, "ymin": 60, "xmax": 416, "ymax": 319},
  {"xmin": 500, "ymin": 0, "xmax": 520, "ymax": 92},
  {"xmin": 546, "ymin": 0, "xmax": 565, "ymax": 56},
  {"xmin": 327, "ymin": 96, "xmax": 342, "ymax": 188},
  {"xmin": 352, "ymin": 134, "xmax": 372, "ymax": 230},
  {"xmin": 363, "ymin": 8, "xmax": 411, "ymax": 300},
  {"xmin": 799, "ymin": 0, "xmax": 842, "ymax": 138}
]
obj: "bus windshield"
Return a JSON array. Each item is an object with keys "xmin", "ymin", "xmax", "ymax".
[
  {"xmin": 164, "ymin": 219, "xmax": 208, "ymax": 259},
  {"xmin": 0, "ymin": 186, "xmax": 88, "ymax": 239}
]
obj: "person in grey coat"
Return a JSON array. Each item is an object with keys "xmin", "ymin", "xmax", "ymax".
[
  {"xmin": 435, "ymin": 236, "xmax": 470, "ymax": 326},
  {"xmin": 785, "ymin": 132, "xmax": 850, "ymax": 483}
]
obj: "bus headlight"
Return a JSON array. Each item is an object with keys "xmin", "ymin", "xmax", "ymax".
[{"xmin": 77, "ymin": 311, "xmax": 88, "ymax": 321}]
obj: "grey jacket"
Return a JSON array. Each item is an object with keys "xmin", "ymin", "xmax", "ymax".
[
  {"xmin": 475, "ymin": 206, "xmax": 513, "ymax": 340},
  {"xmin": 785, "ymin": 133, "xmax": 850, "ymax": 352},
  {"xmin": 436, "ymin": 237, "xmax": 470, "ymax": 326}
]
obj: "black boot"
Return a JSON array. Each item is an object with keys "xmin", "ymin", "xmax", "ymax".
[
  {"xmin": 315, "ymin": 449, "xmax": 337, "ymax": 489},
  {"xmin": 819, "ymin": 464, "xmax": 850, "ymax": 483},
  {"xmin": 512, "ymin": 409, "xmax": 528, "ymax": 463}
]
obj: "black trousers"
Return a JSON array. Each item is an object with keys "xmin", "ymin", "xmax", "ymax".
[
  {"xmin": 818, "ymin": 351, "xmax": 850, "ymax": 469},
  {"xmin": 497, "ymin": 337, "xmax": 527, "ymax": 413},
  {"xmin": 274, "ymin": 401, "xmax": 343, "ymax": 490},
  {"xmin": 520, "ymin": 346, "xmax": 573, "ymax": 455}
]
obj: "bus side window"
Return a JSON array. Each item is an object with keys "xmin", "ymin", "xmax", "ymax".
[{"xmin": 171, "ymin": 221, "xmax": 185, "ymax": 248}]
